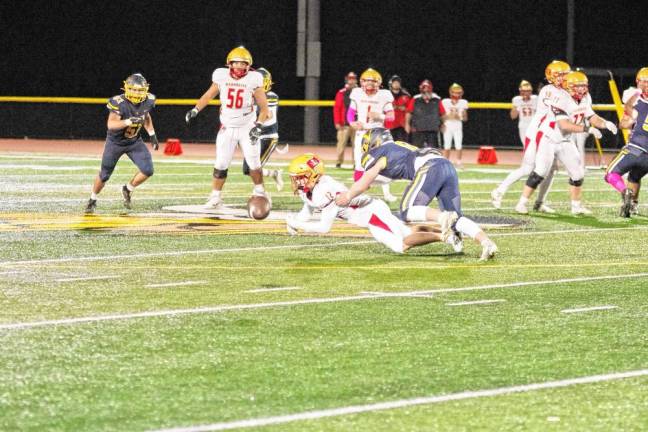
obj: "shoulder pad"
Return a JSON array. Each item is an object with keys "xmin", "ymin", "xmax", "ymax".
[{"xmin": 147, "ymin": 93, "xmax": 156, "ymax": 101}]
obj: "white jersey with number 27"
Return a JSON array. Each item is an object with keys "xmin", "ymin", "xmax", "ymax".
[{"xmin": 212, "ymin": 68, "xmax": 263, "ymax": 128}]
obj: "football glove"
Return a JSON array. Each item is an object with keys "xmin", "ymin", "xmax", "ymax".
[
  {"xmin": 185, "ymin": 108, "xmax": 199, "ymax": 126},
  {"xmin": 604, "ymin": 120, "xmax": 618, "ymax": 135},
  {"xmin": 150, "ymin": 133, "xmax": 159, "ymax": 151},
  {"xmin": 587, "ymin": 126, "xmax": 603, "ymax": 139},
  {"xmin": 249, "ymin": 123, "xmax": 263, "ymax": 142}
]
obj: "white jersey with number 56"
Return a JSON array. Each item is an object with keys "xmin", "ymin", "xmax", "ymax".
[
  {"xmin": 349, "ymin": 88, "xmax": 394, "ymax": 130},
  {"xmin": 212, "ymin": 68, "xmax": 263, "ymax": 128}
]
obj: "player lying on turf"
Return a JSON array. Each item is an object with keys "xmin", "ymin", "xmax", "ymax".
[
  {"xmin": 335, "ymin": 128, "xmax": 497, "ymax": 261},
  {"xmin": 285, "ymin": 154, "xmax": 446, "ymax": 253},
  {"xmin": 85, "ymin": 73, "xmax": 158, "ymax": 214}
]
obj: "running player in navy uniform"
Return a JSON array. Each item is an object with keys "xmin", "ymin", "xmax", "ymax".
[
  {"xmin": 336, "ymin": 128, "xmax": 497, "ymax": 260},
  {"xmin": 85, "ymin": 74, "xmax": 158, "ymax": 213},
  {"xmin": 605, "ymin": 67, "xmax": 648, "ymax": 217},
  {"xmin": 242, "ymin": 67, "xmax": 284, "ymax": 190}
]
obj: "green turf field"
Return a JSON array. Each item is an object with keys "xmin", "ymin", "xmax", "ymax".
[{"xmin": 1, "ymin": 152, "xmax": 647, "ymax": 431}]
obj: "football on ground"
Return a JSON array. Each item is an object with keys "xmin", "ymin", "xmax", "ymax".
[{"xmin": 247, "ymin": 195, "xmax": 271, "ymax": 220}]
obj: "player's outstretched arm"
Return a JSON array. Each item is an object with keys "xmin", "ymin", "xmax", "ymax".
[
  {"xmin": 588, "ymin": 114, "xmax": 618, "ymax": 135},
  {"xmin": 186, "ymin": 83, "xmax": 220, "ymax": 125},
  {"xmin": 336, "ymin": 161, "xmax": 385, "ymax": 206},
  {"xmin": 287, "ymin": 204, "xmax": 336, "ymax": 234}
]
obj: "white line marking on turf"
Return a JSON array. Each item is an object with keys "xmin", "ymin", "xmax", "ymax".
[
  {"xmin": 145, "ymin": 281, "xmax": 207, "ymax": 288},
  {"xmin": 489, "ymin": 227, "xmax": 647, "ymax": 237},
  {"xmin": 55, "ymin": 276, "xmax": 118, "ymax": 282},
  {"xmin": 0, "ymin": 270, "xmax": 26, "ymax": 275},
  {"xmin": 148, "ymin": 369, "xmax": 648, "ymax": 432},
  {"xmin": 561, "ymin": 305, "xmax": 618, "ymax": 314},
  {"xmin": 447, "ymin": 299, "xmax": 506, "ymax": 306},
  {"xmin": 245, "ymin": 287, "xmax": 302, "ymax": 293},
  {"xmin": 2, "ymin": 272, "xmax": 646, "ymax": 331},
  {"xmin": 0, "ymin": 240, "xmax": 375, "ymax": 267}
]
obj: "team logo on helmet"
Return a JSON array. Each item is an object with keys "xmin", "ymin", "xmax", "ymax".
[
  {"xmin": 288, "ymin": 153, "xmax": 325, "ymax": 194},
  {"xmin": 226, "ymin": 46, "xmax": 253, "ymax": 79},
  {"xmin": 361, "ymin": 128, "xmax": 393, "ymax": 154},
  {"xmin": 122, "ymin": 73, "xmax": 149, "ymax": 104}
]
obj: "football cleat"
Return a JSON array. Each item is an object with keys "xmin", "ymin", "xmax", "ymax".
[
  {"xmin": 631, "ymin": 201, "xmax": 639, "ymax": 216},
  {"xmin": 620, "ymin": 189, "xmax": 634, "ymax": 218},
  {"xmin": 479, "ymin": 241, "xmax": 498, "ymax": 261},
  {"xmin": 446, "ymin": 231, "xmax": 464, "ymax": 253},
  {"xmin": 490, "ymin": 189, "xmax": 503, "ymax": 209},
  {"xmin": 439, "ymin": 211, "xmax": 459, "ymax": 242},
  {"xmin": 85, "ymin": 199, "xmax": 97, "ymax": 214},
  {"xmin": 571, "ymin": 204, "xmax": 592, "ymax": 215},
  {"xmin": 533, "ymin": 202, "xmax": 556, "ymax": 214},
  {"xmin": 515, "ymin": 202, "xmax": 528, "ymax": 214},
  {"xmin": 272, "ymin": 169, "xmax": 284, "ymax": 191},
  {"xmin": 121, "ymin": 185, "xmax": 132, "ymax": 209},
  {"xmin": 204, "ymin": 194, "xmax": 223, "ymax": 209}
]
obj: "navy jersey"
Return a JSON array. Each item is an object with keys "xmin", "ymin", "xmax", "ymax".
[
  {"xmin": 361, "ymin": 141, "xmax": 425, "ymax": 180},
  {"xmin": 258, "ymin": 91, "xmax": 279, "ymax": 138},
  {"xmin": 106, "ymin": 93, "xmax": 156, "ymax": 145},
  {"xmin": 629, "ymin": 97, "xmax": 648, "ymax": 151}
]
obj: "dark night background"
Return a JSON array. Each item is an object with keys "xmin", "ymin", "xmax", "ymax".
[{"xmin": 0, "ymin": 0, "xmax": 643, "ymax": 147}]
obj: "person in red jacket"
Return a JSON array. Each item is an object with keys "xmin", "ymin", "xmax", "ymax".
[
  {"xmin": 333, "ymin": 71, "xmax": 358, "ymax": 168},
  {"xmin": 388, "ymin": 75, "xmax": 411, "ymax": 141}
]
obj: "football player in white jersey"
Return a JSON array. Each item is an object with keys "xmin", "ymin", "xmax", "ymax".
[
  {"xmin": 514, "ymin": 71, "xmax": 617, "ymax": 215},
  {"xmin": 441, "ymin": 83, "xmax": 469, "ymax": 167},
  {"xmin": 347, "ymin": 68, "xmax": 397, "ymax": 202},
  {"xmin": 491, "ymin": 60, "xmax": 571, "ymax": 212},
  {"xmin": 185, "ymin": 46, "xmax": 270, "ymax": 207},
  {"xmin": 510, "ymin": 80, "xmax": 538, "ymax": 145},
  {"xmin": 285, "ymin": 154, "xmax": 442, "ymax": 253}
]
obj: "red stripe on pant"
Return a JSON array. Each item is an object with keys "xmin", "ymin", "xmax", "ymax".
[{"xmin": 369, "ymin": 214, "xmax": 393, "ymax": 233}]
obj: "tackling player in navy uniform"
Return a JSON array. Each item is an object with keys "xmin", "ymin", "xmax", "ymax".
[
  {"xmin": 242, "ymin": 67, "xmax": 284, "ymax": 190},
  {"xmin": 85, "ymin": 74, "xmax": 158, "ymax": 213},
  {"xmin": 336, "ymin": 128, "xmax": 497, "ymax": 260},
  {"xmin": 605, "ymin": 67, "xmax": 648, "ymax": 217}
]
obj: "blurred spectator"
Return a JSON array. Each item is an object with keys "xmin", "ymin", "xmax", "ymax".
[
  {"xmin": 441, "ymin": 83, "xmax": 469, "ymax": 167},
  {"xmin": 510, "ymin": 80, "xmax": 537, "ymax": 146},
  {"xmin": 388, "ymin": 75, "xmax": 411, "ymax": 141},
  {"xmin": 333, "ymin": 71, "xmax": 358, "ymax": 168},
  {"xmin": 405, "ymin": 79, "xmax": 442, "ymax": 148}
]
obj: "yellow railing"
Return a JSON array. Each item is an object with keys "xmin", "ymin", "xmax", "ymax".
[{"xmin": 0, "ymin": 96, "xmax": 618, "ymax": 111}]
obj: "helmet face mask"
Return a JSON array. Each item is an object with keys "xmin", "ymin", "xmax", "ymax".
[
  {"xmin": 360, "ymin": 68, "xmax": 382, "ymax": 95},
  {"xmin": 636, "ymin": 67, "xmax": 648, "ymax": 97},
  {"xmin": 449, "ymin": 83, "xmax": 464, "ymax": 100},
  {"xmin": 564, "ymin": 71, "xmax": 589, "ymax": 102},
  {"xmin": 519, "ymin": 80, "xmax": 533, "ymax": 98},
  {"xmin": 288, "ymin": 154, "xmax": 325, "ymax": 194},
  {"xmin": 226, "ymin": 46, "xmax": 253, "ymax": 79},
  {"xmin": 123, "ymin": 73, "xmax": 149, "ymax": 104}
]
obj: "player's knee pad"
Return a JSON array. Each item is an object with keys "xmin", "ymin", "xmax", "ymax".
[
  {"xmin": 525, "ymin": 171, "xmax": 544, "ymax": 189},
  {"xmin": 213, "ymin": 168, "xmax": 228, "ymax": 179},
  {"xmin": 402, "ymin": 205, "xmax": 428, "ymax": 222},
  {"xmin": 569, "ymin": 177, "xmax": 584, "ymax": 187}
]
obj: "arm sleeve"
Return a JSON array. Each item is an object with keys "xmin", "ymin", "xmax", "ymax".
[
  {"xmin": 346, "ymin": 106, "xmax": 357, "ymax": 124},
  {"xmin": 438, "ymin": 100, "xmax": 446, "ymax": 115},
  {"xmin": 290, "ymin": 203, "xmax": 337, "ymax": 233},
  {"xmin": 295, "ymin": 203, "xmax": 314, "ymax": 222},
  {"xmin": 106, "ymin": 97, "xmax": 121, "ymax": 115},
  {"xmin": 406, "ymin": 98, "xmax": 415, "ymax": 113},
  {"xmin": 333, "ymin": 91, "xmax": 345, "ymax": 125}
]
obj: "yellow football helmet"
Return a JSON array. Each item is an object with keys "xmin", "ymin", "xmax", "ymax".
[
  {"xmin": 564, "ymin": 71, "xmax": 589, "ymax": 101},
  {"xmin": 288, "ymin": 153, "xmax": 325, "ymax": 194},
  {"xmin": 637, "ymin": 67, "xmax": 648, "ymax": 96},
  {"xmin": 519, "ymin": 80, "xmax": 533, "ymax": 91},
  {"xmin": 449, "ymin": 83, "xmax": 464, "ymax": 98},
  {"xmin": 226, "ymin": 46, "xmax": 253, "ymax": 78},
  {"xmin": 361, "ymin": 128, "xmax": 393, "ymax": 154},
  {"xmin": 257, "ymin": 67, "xmax": 273, "ymax": 92},
  {"xmin": 122, "ymin": 73, "xmax": 149, "ymax": 104},
  {"xmin": 360, "ymin": 68, "xmax": 382, "ymax": 94},
  {"xmin": 544, "ymin": 60, "xmax": 571, "ymax": 86}
]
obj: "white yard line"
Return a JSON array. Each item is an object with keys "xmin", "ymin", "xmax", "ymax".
[
  {"xmin": 447, "ymin": 299, "xmax": 506, "ymax": 306},
  {"xmin": 0, "ymin": 240, "xmax": 375, "ymax": 267},
  {"xmin": 489, "ymin": 226, "xmax": 646, "ymax": 238},
  {"xmin": 561, "ymin": 305, "xmax": 618, "ymax": 314},
  {"xmin": 148, "ymin": 369, "xmax": 648, "ymax": 432},
  {"xmin": 245, "ymin": 286, "xmax": 302, "ymax": 293},
  {"xmin": 1, "ymin": 272, "xmax": 646, "ymax": 331},
  {"xmin": 145, "ymin": 281, "xmax": 207, "ymax": 288},
  {"xmin": 55, "ymin": 276, "xmax": 118, "ymax": 282}
]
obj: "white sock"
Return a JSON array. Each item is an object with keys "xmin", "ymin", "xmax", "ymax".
[
  {"xmin": 253, "ymin": 184, "xmax": 265, "ymax": 194},
  {"xmin": 90, "ymin": 192, "xmax": 98, "ymax": 200},
  {"xmin": 481, "ymin": 238, "xmax": 493, "ymax": 247},
  {"xmin": 571, "ymin": 200, "xmax": 581, "ymax": 208},
  {"xmin": 210, "ymin": 190, "xmax": 221, "ymax": 199},
  {"xmin": 518, "ymin": 196, "xmax": 529, "ymax": 206},
  {"xmin": 455, "ymin": 216, "xmax": 482, "ymax": 239},
  {"xmin": 262, "ymin": 168, "xmax": 271, "ymax": 177},
  {"xmin": 381, "ymin": 184, "xmax": 392, "ymax": 195},
  {"xmin": 126, "ymin": 183, "xmax": 135, "ymax": 192}
]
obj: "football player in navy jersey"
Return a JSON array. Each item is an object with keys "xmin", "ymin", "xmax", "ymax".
[
  {"xmin": 85, "ymin": 74, "xmax": 159, "ymax": 213},
  {"xmin": 336, "ymin": 128, "xmax": 497, "ymax": 260}
]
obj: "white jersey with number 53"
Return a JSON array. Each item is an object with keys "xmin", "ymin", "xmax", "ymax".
[
  {"xmin": 212, "ymin": 68, "xmax": 263, "ymax": 128},
  {"xmin": 349, "ymin": 88, "xmax": 394, "ymax": 130}
]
